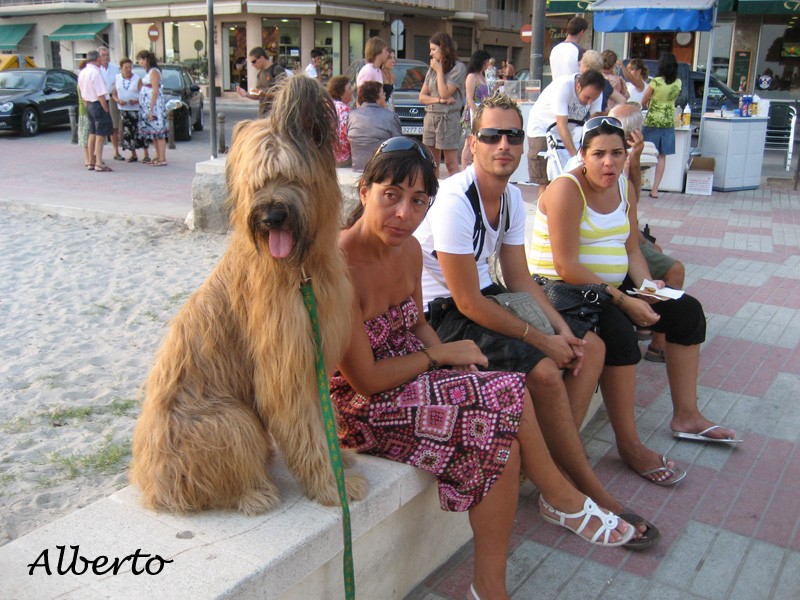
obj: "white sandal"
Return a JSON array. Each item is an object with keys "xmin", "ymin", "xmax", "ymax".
[{"xmin": 539, "ymin": 496, "xmax": 635, "ymax": 547}]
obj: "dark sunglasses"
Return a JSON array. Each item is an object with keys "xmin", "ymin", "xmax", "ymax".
[
  {"xmin": 475, "ymin": 128, "xmax": 525, "ymax": 145},
  {"xmin": 374, "ymin": 136, "xmax": 437, "ymax": 170},
  {"xmin": 250, "ymin": 58, "xmax": 259, "ymax": 64}
]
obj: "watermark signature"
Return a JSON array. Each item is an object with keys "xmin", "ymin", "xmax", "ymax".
[{"xmin": 27, "ymin": 545, "xmax": 173, "ymax": 576}]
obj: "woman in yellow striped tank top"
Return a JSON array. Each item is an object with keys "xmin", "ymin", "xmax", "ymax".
[{"xmin": 527, "ymin": 116, "xmax": 740, "ymax": 487}]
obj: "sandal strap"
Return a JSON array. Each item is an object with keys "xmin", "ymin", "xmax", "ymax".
[{"xmin": 542, "ymin": 496, "xmax": 620, "ymax": 544}]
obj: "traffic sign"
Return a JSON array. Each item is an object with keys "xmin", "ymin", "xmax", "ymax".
[{"xmin": 520, "ymin": 24, "xmax": 531, "ymax": 44}]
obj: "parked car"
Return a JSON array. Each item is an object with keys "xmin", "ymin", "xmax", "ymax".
[
  {"xmin": 133, "ymin": 63, "xmax": 204, "ymax": 141},
  {"xmin": 345, "ymin": 59, "xmax": 428, "ymax": 137},
  {"xmin": 0, "ymin": 68, "xmax": 78, "ymax": 136},
  {"xmin": 639, "ymin": 59, "xmax": 739, "ymax": 123}
]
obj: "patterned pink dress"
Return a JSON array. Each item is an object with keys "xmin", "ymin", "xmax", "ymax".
[{"xmin": 330, "ymin": 297, "xmax": 525, "ymax": 512}]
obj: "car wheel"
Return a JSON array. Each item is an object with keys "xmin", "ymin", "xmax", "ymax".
[
  {"xmin": 193, "ymin": 103, "xmax": 204, "ymax": 131},
  {"xmin": 21, "ymin": 107, "xmax": 40, "ymax": 137}
]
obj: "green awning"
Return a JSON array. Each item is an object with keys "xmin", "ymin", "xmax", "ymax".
[
  {"xmin": 0, "ymin": 23, "xmax": 34, "ymax": 51},
  {"xmin": 738, "ymin": 0, "xmax": 800, "ymax": 13},
  {"xmin": 48, "ymin": 22, "xmax": 111, "ymax": 42},
  {"xmin": 547, "ymin": 0, "xmax": 596, "ymax": 12},
  {"xmin": 547, "ymin": 0, "xmax": 734, "ymax": 13}
]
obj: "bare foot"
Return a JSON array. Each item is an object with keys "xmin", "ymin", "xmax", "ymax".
[
  {"xmin": 671, "ymin": 417, "xmax": 737, "ymax": 440},
  {"xmin": 618, "ymin": 441, "xmax": 681, "ymax": 484}
]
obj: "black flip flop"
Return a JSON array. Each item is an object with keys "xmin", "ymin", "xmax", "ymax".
[{"xmin": 619, "ymin": 512, "xmax": 661, "ymax": 550}]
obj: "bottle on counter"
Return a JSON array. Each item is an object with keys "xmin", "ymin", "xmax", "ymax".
[
  {"xmin": 752, "ymin": 94, "xmax": 760, "ymax": 116},
  {"xmin": 682, "ymin": 104, "xmax": 691, "ymax": 126},
  {"xmin": 720, "ymin": 104, "xmax": 727, "ymax": 117}
]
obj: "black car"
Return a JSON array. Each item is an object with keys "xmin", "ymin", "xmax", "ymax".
[
  {"xmin": 133, "ymin": 63, "xmax": 204, "ymax": 141},
  {"xmin": 639, "ymin": 60, "xmax": 739, "ymax": 123},
  {"xmin": 0, "ymin": 68, "xmax": 78, "ymax": 136},
  {"xmin": 346, "ymin": 59, "xmax": 428, "ymax": 137}
]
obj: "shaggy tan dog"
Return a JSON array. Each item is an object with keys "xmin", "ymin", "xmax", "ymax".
[{"xmin": 130, "ymin": 76, "xmax": 368, "ymax": 514}]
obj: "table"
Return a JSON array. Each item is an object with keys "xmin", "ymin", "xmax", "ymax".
[
  {"xmin": 700, "ymin": 116, "xmax": 768, "ymax": 191},
  {"xmin": 641, "ymin": 125, "xmax": 693, "ymax": 193}
]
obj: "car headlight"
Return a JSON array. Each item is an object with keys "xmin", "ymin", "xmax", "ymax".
[
  {"xmin": 165, "ymin": 99, "xmax": 185, "ymax": 112},
  {"xmin": 0, "ymin": 101, "xmax": 13, "ymax": 113}
]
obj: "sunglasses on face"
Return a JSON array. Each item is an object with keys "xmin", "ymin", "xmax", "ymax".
[
  {"xmin": 375, "ymin": 136, "xmax": 437, "ymax": 170},
  {"xmin": 475, "ymin": 128, "xmax": 525, "ymax": 145}
]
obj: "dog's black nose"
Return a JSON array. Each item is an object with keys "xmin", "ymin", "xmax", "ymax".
[{"xmin": 264, "ymin": 205, "xmax": 287, "ymax": 229}]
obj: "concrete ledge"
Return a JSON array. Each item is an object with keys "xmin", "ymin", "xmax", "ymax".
[
  {"xmin": 0, "ymin": 454, "xmax": 471, "ymax": 599},
  {"xmin": 189, "ymin": 159, "xmax": 363, "ymax": 233}
]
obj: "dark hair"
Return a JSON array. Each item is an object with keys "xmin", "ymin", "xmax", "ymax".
[
  {"xmin": 472, "ymin": 92, "xmax": 523, "ymax": 134},
  {"xmin": 249, "ymin": 47, "xmax": 268, "ymax": 60},
  {"xmin": 567, "ymin": 16, "xmax": 588, "ymax": 36},
  {"xmin": 627, "ymin": 58, "xmax": 648, "ymax": 79},
  {"xmin": 601, "ymin": 49, "xmax": 617, "ymax": 71},
  {"xmin": 429, "ymin": 32, "xmax": 457, "ymax": 74},
  {"xmin": 357, "ymin": 81, "xmax": 383, "ymax": 105},
  {"xmin": 365, "ymin": 37, "xmax": 388, "ymax": 63},
  {"xmin": 119, "ymin": 57, "xmax": 132, "ymax": 68},
  {"xmin": 467, "ymin": 50, "xmax": 492, "ymax": 75},
  {"xmin": 327, "ymin": 75, "xmax": 351, "ymax": 101},
  {"xmin": 580, "ymin": 119, "xmax": 627, "ymax": 155},
  {"xmin": 577, "ymin": 69, "xmax": 605, "ymax": 91},
  {"xmin": 658, "ymin": 52, "xmax": 678, "ymax": 85},
  {"xmin": 346, "ymin": 139, "xmax": 439, "ymax": 227},
  {"xmin": 135, "ymin": 50, "xmax": 158, "ymax": 70},
  {"xmin": 310, "ymin": 48, "xmax": 325, "ymax": 59}
]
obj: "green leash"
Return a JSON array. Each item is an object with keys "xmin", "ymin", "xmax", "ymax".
[{"xmin": 301, "ymin": 277, "xmax": 355, "ymax": 600}]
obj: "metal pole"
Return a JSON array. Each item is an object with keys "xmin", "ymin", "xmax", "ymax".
[
  {"xmin": 207, "ymin": 0, "xmax": 218, "ymax": 159},
  {"xmin": 697, "ymin": 1, "xmax": 718, "ymax": 151},
  {"xmin": 530, "ymin": 0, "xmax": 546, "ymax": 82}
]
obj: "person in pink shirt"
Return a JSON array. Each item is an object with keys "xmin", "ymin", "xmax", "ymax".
[
  {"xmin": 77, "ymin": 50, "xmax": 113, "ymax": 172},
  {"xmin": 356, "ymin": 37, "xmax": 389, "ymax": 87}
]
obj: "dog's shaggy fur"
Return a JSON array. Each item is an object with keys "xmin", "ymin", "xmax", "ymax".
[{"xmin": 130, "ymin": 76, "xmax": 368, "ymax": 514}]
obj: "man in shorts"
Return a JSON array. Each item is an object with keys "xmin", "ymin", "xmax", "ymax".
[
  {"xmin": 526, "ymin": 69, "xmax": 604, "ymax": 197},
  {"xmin": 415, "ymin": 93, "xmax": 659, "ymax": 549},
  {"xmin": 78, "ymin": 50, "xmax": 113, "ymax": 172},
  {"xmin": 99, "ymin": 47, "xmax": 122, "ymax": 161}
]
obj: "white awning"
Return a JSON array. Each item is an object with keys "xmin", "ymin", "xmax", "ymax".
[
  {"xmin": 247, "ymin": 2, "xmax": 318, "ymax": 14},
  {"xmin": 319, "ymin": 3, "xmax": 384, "ymax": 21}
]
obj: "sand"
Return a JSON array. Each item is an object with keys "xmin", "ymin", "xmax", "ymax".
[{"xmin": 0, "ymin": 205, "xmax": 227, "ymax": 545}]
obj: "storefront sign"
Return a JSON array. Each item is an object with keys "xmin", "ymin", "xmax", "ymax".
[
  {"xmin": 733, "ymin": 51, "xmax": 751, "ymax": 93},
  {"xmin": 147, "ymin": 24, "xmax": 159, "ymax": 42}
]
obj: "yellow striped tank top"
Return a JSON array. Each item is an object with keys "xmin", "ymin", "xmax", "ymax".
[{"xmin": 527, "ymin": 173, "xmax": 630, "ymax": 287}]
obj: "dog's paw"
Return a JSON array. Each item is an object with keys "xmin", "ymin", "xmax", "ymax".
[
  {"xmin": 345, "ymin": 472, "xmax": 368, "ymax": 502},
  {"xmin": 237, "ymin": 481, "xmax": 281, "ymax": 515}
]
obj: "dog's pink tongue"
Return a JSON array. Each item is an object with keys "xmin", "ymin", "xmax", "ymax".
[{"xmin": 269, "ymin": 229, "xmax": 293, "ymax": 259}]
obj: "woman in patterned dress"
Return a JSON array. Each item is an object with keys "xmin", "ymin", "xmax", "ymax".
[
  {"xmin": 331, "ymin": 137, "xmax": 633, "ymax": 600},
  {"xmin": 135, "ymin": 50, "xmax": 168, "ymax": 167},
  {"xmin": 327, "ymin": 75, "xmax": 353, "ymax": 166}
]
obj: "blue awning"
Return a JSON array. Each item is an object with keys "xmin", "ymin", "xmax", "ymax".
[{"xmin": 589, "ymin": 0, "xmax": 717, "ymax": 32}]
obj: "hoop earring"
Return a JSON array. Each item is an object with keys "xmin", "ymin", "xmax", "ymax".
[{"xmin": 582, "ymin": 166, "xmax": 587, "ymax": 175}]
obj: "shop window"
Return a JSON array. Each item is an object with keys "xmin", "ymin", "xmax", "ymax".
[
  {"xmin": 754, "ymin": 19, "xmax": 800, "ymax": 93},
  {"xmin": 223, "ymin": 24, "xmax": 248, "ymax": 91},
  {"xmin": 263, "ymin": 18, "xmax": 301, "ymax": 71},
  {"xmin": 128, "ymin": 22, "xmax": 162, "ymax": 63},
  {"xmin": 349, "ymin": 23, "xmax": 364, "ymax": 65},
  {"xmin": 315, "ymin": 20, "xmax": 341, "ymax": 80},
  {"xmin": 697, "ymin": 22, "xmax": 733, "ymax": 84},
  {"xmin": 161, "ymin": 21, "xmax": 208, "ymax": 83}
]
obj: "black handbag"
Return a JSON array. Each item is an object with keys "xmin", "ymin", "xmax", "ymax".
[{"xmin": 533, "ymin": 275, "xmax": 611, "ymax": 338}]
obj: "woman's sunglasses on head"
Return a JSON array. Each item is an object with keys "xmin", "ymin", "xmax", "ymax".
[{"xmin": 475, "ymin": 128, "xmax": 525, "ymax": 145}]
